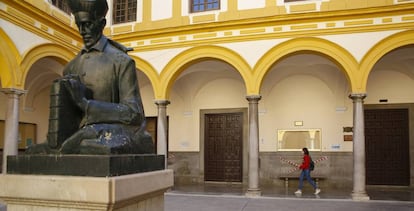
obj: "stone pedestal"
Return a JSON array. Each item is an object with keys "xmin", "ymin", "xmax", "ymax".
[
  {"xmin": 0, "ymin": 169, "xmax": 173, "ymax": 211},
  {"xmin": 7, "ymin": 154, "xmax": 165, "ymax": 177}
]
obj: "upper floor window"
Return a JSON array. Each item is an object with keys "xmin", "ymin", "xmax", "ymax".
[
  {"xmin": 191, "ymin": 0, "xmax": 220, "ymax": 13},
  {"xmin": 113, "ymin": 0, "xmax": 137, "ymax": 24},
  {"xmin": 51, "ymin": 0, "xmax": 70, "ymax": 14}
]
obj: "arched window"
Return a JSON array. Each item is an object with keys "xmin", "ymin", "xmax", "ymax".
[{"xmin": 113, "ymin": 0, "xmax": 137, "ymax": 24}]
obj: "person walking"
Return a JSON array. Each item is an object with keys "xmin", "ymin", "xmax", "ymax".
[{"xmin": 295, "ymin": 147, "xmax": 321, "ymax": 195}]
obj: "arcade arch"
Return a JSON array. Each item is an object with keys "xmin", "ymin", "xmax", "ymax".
[
  {"xmin": 0, "ymin": 29, "xmax": 20, "ymax": 88},
  {"xmin": 254, "ymin": 37, "xmax": 358, "ymax": 95},
  {"xmin": 159, "ymin": 45, "xmax": 251, "ymax": 100},
  {"xmin": 361, "ymin": 30, "xmax": 414, "ymax": 93},
  {"xmin": 364, "ymin": 42, "xmax": 414, "ymax": 186}
]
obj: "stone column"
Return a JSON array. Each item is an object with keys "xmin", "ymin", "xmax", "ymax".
[
  {"xmin": 155, "ymin": 100, "xmax": 170, "ymax": 169},
  {"xmin": 349, "ymin": 93, "xmax": 370, "ymax": 200},
  {"xmin": 1, "ymin": 88, "xmax": 26, "ymax": 174},
  {"xmin": 245, "ymin": 95, "xmax": 261, "ymax": 197}
]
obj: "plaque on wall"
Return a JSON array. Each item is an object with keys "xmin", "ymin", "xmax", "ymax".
[{"xmin": 344, "ymin": 134, "xmax": 353, "ymax": 141}]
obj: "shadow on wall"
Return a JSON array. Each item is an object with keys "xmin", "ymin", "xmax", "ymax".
[{"xmin": 169, "ymin": 152, "xmax": 201, "ymax": 184}]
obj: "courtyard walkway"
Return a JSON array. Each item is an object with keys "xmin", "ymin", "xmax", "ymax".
[{"xmin": 165, "ymin": 183, "xmax": 414, "ymax": 211}]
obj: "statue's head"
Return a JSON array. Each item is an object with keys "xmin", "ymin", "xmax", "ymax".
[{"xmin": 67, "ymin": 0, "xmax": 108, "ymax": 49}]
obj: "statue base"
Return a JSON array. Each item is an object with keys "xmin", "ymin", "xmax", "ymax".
[
  {"xmin": 7, "ymin": 154, "xmax": 164, "ymax": 176},
  {"xmin": 0, "ymin": 169, "xmax": 173, "ymax": 211}
]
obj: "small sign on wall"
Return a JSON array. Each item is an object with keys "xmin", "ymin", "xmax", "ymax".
[
  {"xmin": 344, "ymin": 135, "xmax": 353, "ymax": 141},
  {"xmin": 294, "ymin": 121, "xmax": 303, "ymax": 126},
  {"xmin": 331, "ymin": 144, "xmax": 341, "ymax": 150}
]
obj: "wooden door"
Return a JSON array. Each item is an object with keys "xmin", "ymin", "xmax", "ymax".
[
  {"xmin": 145, "ymin": 117, "xmax": 157, "ymax": 153},
  {"xmin": 145, "ymin": 116, "xmax": 169, "ymax": 154},
  {"xmin": 204, "ymin": 113, "xmax": 243, "ymax": 182},
  {"xmin": 365, "ymin": 108, "xmax": 410, "ymax": 186}
]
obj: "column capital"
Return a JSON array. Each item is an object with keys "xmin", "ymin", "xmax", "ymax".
[
  {"xmin": 154, "ymin": 100, "xmax": 170, "ymax": 106},
  {"xmin": 348, "ymin": 93, "xmax": 366, "ymax": 101},
  {"xmin": 246, "ymin": 95, "xmax": 261, "ymax": 102},
  {"xmin": 0, "ymin": 88, "xmax": 27, "ymax": 96}
]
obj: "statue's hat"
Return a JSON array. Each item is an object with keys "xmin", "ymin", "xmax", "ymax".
[{"xmin": 67, "ymin": 0, "xmax": 108, "ymax": 19}]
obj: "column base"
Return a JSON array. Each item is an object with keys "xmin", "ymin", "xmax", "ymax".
[
  {"xmin": 245, "ymin": 188, "xmax": 261, "ymax": 197},
  {"xmin": 351, "ymin": 192, "xmax": 370, "ymax": 201}
]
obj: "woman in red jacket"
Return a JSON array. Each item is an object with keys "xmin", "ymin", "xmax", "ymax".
[{"xmin": 295, "ymin": 147, "xmax": 321, "ymax": 195}]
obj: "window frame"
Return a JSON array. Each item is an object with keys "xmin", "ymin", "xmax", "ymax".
[
  {"xmin": 51, "ymin": 0, "xmax": 71, "ymax": 15},
  {"xmin": 284, "ymin": 0, "xmax": 308, "ymax": 2},
  {"xmin": 190, "ymin": 0, "xmax": 220, "ymax": 13},
  {"xmin": 277, "ymin": 129, "xmax": 322, "ymax": 151},
  {"xmin": 112, "ymin": 0, "xmax": 137, "ymax": 25}
]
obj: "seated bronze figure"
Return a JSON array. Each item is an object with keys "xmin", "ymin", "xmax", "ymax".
[{"xmin": 27, "ymin": 0, "xmax": 154, "ymax": 154}]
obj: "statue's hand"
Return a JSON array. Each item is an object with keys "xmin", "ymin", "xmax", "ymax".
[{"xmin": 61, "ymin": 74, "xmax": 88, "ymax": 112}]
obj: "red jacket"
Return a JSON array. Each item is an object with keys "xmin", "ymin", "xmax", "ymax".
[{"xmin": 299, "ymin": 154, "xmax": 311, "ymax": 170}]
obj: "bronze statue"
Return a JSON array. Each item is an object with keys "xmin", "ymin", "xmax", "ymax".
[{"xmin": 27, "ymin": 0, "xmax": 154, "ymax": 154}]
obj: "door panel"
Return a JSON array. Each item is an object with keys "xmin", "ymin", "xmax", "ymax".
[
  {"xmin": 365, "ymin": 109, "xmax": 410, "ymax": 186},
  {"xmin": 204, "ymin": 113, "xmax": 243, "ymax": 182}
]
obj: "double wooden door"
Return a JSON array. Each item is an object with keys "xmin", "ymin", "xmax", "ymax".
[
  {"xmin": 204, "ymin": 113, "xmax": 243, "ymax": 182},
  {"xmin": 365, "ymin": 108, "xmax": 410, "ymax": 186}
]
